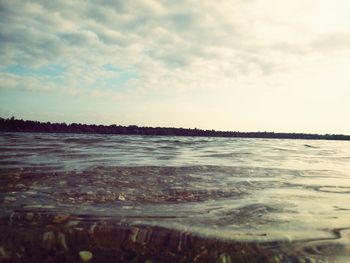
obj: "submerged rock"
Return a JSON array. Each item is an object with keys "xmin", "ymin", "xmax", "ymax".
[
  {"xmin": 4, "ymin": 196, "xmax": 16, "ymax": 203},
  {"xmin": 58, "ymin": 232, "xmax": 68, "ymax": 251},
  {"xmin": 0, "ymin": 246, "xmax": 11, "ymax": 260},
  {"xmin": 219, "ymin": 253, "xmax": 232, "ymax": 263},
  {"xmin": 52, "ymin": 213, "xmax": 70, "ymax": 224},
  {"xmin": 25, "ymin": 212, "xmax": 34, "ymax": 221},
  {"xmin": 79, "ymin": 250, "xmax": 93, "ymax": 262},
  {"xmin": 15, "ymin": 183, "xmax": 26, "ymax": 189},
  {"xmin": 42, "ymin": 231, "xmax": 56, "ymax": 250},
  {"xmin": 118, "ymin": 194, "xmax": 126, "ymax": 201}
]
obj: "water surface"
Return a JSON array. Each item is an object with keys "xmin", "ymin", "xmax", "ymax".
[{"xmin": 1, "ymin": 133, "xmax": 350, "ymax": 262}]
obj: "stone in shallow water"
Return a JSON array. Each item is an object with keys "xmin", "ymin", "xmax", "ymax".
[
  {"xmin": 79, "ymin": 250, "xmax": 93, "ymax": 262},
  {"xmin": 4, "ymin": 196, "xmax": 16, "ymax": 203},
  {"xmin": 25, "ymin": 191, "xmax": 37, "ymax": 195},
  {"xmin": 219, "ymin": 253, "xmax": 231, "ymax": 263},
  {"xmin": 58, "ymin": 232, "xmax": 68, "ymax": 251},
  {"xmin": 0, "ymin": 246, "xmax": 11, "ymax": 260},
  {"xmin": 15, "ymin": 183, "xmax": 26, "ymax": 189},
  {"xmin": 42, "ymin": 231, "xmax": 55, "ymax": 250},
  {"xmin": 25, "ymin": 212, "xmax": 34, "ymax": 220},
  {"xmin": 52, "ymin": 213, "xmax": 70, "ymax": 224},
  {"xmin": 118, "ymin": 194, "xmax": 126, "ymax": 201}
]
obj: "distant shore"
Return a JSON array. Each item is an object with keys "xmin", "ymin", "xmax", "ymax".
[{"xmin": 1, "ymin": 117, "xmax": 349, "ymax": 141}]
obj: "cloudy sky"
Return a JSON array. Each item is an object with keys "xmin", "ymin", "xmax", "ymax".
[{"xmin": 1, "ymin": 0, "xmax": 350, "ymax": 134}]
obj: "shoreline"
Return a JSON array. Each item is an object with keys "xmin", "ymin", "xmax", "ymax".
[{"xmin": 1, "ymin": 117, "xmax": 350, "ymax": 141}]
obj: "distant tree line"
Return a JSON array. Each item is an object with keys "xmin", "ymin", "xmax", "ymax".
[{"xmin": 0, "ymin": 117, "xmax": 349, "ymax": 140}]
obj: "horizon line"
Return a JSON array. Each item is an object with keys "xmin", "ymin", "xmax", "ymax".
[{"xmin": 1, "ymin": 116, "xmax": 350, "ymax": 139}]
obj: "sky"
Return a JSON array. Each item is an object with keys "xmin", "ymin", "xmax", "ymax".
[{"xmin": 1, "ymin": 0, "xmax": 350, "ymax": 134}]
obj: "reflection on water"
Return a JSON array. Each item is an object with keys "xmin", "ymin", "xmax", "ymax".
[{"xmin": 1, "ymin": 132, "xmax": 350, "ymax": 262}]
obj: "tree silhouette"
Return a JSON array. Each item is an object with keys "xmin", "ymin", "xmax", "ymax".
[{"xmin": 0, "ymin": 117, "xmax": 349, "ymax": 141}]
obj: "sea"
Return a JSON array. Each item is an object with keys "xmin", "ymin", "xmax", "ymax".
[{"xmin": 1, "ymin": 132, "xmax": 350, "ymax": 262}]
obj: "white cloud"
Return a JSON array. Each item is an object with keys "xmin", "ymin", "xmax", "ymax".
[{"xmin": 1, "ymin": 0, "xmax": 350, "ymax": 133}]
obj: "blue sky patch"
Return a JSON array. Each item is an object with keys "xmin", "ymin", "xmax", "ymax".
[
  {"xmin": 3, "ymin": 64, "xmax": 66, "ymax": 77},
  {"xmin": 101, "ymin": 64, "xmax": 121, "ymax": 72},
  {"xmin": 101, "ymin": 64, "xmax": 138, "ymax": 91}
]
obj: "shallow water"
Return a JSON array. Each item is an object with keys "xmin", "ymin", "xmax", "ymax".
[{"xmin": 1, "ymin": 132, "xmax": 350, "ymax": 262}]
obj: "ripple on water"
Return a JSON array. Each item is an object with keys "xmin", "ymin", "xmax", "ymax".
[{"xmin": 1, "ymin": 133, "xmax": 350, "ymax": 262}]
